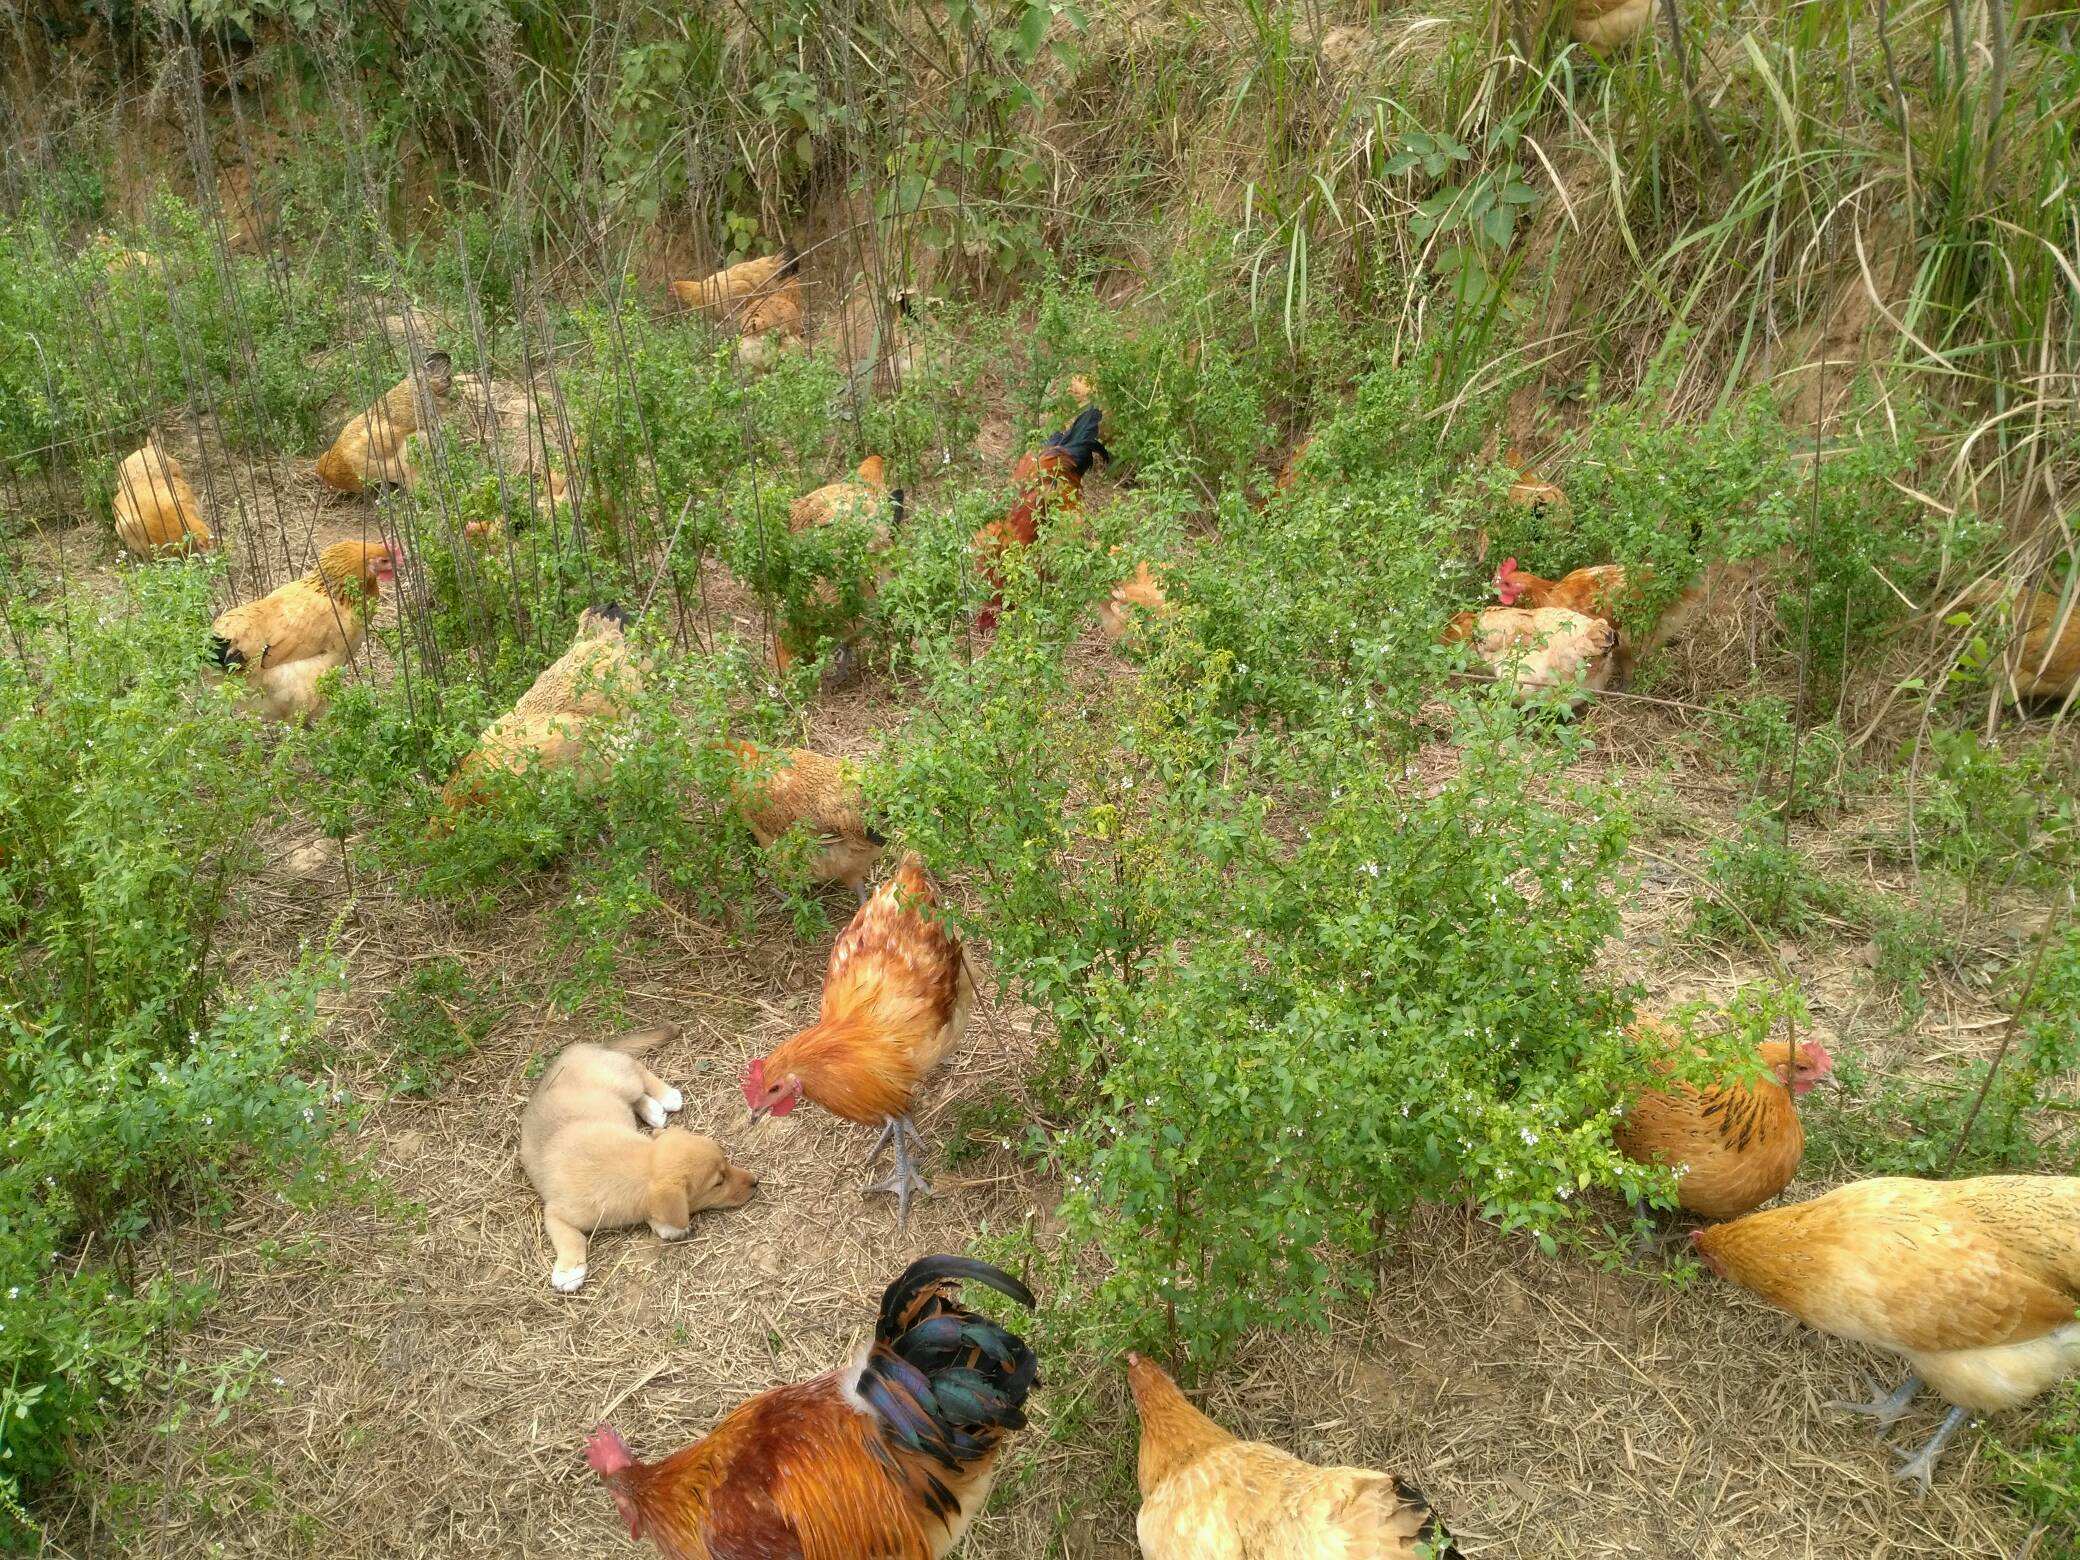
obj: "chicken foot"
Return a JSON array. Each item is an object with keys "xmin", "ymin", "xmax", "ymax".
[
  {"xmin": 863, "ymin": 1113, "xmax": 933, "ymax": 1226},
  {"xmin": 1893, "ymin": 1404, "xmax": 1969, "ymax": 1493},
  {"xmin": 1828, "ymin": 1373, "xmax": 1922, "ymax": 1426}
]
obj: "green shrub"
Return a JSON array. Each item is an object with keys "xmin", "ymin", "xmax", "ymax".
[{"xmin": 0, "ymin": 566, "xmax": 338, "ymax": 1530}]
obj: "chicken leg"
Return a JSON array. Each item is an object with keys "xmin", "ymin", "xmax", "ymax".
[
  {"xmin": 1893, "ymin": 1404, "xmax": 1969, "ymax": 1492},
  {"xmin": 863, "ymin": 1113, "xmax": 932, "ymax": 1226},
  {"xmin": 1829, "ymin": 1374, "xmax": 1922, "ymax": 1426}
]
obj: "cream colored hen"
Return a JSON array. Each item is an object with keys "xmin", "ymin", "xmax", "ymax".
[
  {"xmin": 441, "ymin": 605, "xmax": 642, "ymax": 809},
  {"xmin": 1127, "ymin": 1354, "xmax": 1457, "ymax": 1559}
]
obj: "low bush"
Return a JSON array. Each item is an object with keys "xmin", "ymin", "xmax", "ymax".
[{"xmin": 0, "ymin": 566, "xmax": 338, "ymax": 1532}]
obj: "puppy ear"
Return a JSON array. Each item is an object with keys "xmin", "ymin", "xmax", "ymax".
[{"xmin": 647, "ymin": 1177, "xmax": 691, "ymax": 1236}]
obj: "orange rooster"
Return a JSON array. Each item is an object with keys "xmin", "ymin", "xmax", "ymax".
[
  {"xmin": 1694, "ymin": 1175, "xmax": 2080, "ymax": 1489},
  {"xmin": 209, "ymin": 539, "xmax": 400, "ymax": 721},
  {"xmin": 587, "ymin": 1254, "xmax": 1037, "ymax": 1558},
  {"xmin": 1127, "ymin": 1354, "xmax": 1455, "ymax": 1558},
  {"xmin": 973, "ymin": 405, "xmax": 1111, "ymax": 633},
  {"xmin": 1613, "ymin": 1028, "xmax": 1834, "ymax": 1221},
  {"xmin": 1494, "ymin": 556, "xmax": 1639, "ymax": 625},
  {"xmin": 743, "ymin": 852, "xmax": 973, "ymax": 1224}
]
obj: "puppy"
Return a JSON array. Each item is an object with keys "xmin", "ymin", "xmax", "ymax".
[{"xmin": 520, "ymin": 1026, "xmax": 757, "ymax": 1292}]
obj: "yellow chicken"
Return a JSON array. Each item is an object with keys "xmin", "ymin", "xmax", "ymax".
[
  {"xmin": 1127, "ymin": 1354, "xmax": 1457, "ymax": 1558},
  {"xmin": 316, "ymin": 353, "xmax": 452, "ymax": 494},
  {"xmin": 1098, "ymin": 559, "xmax": 1174, "ymax": 644},
  {"xmin": 1443, "ymin": 605, "xmax": 1618, "ymax": 706},
  {"xmin": 789, "ymin": 453, "xmax": 902, "ymax": 544},
  {"xmin": 671, "ymin": 251, "xmax": 804, "ymax": 335},
  {"xmin": 209, "ymin": 539, "xmax": 400, "ymax": 721},
  {"xmin": 1695, "ymin": 1175, "xmax": 2080, "ymax": 1489},
  {"xmin": 1943, "ymin": 581, "xmax": 2080, "ymax": 703},
  {"xmin": 112, "ymin": 435, "xmax": 213, "ymax": 557},
  {"xmin": 442, "ymin": 605, "xmax": 643, "ymax": 808},
  {"xmin": 725, "ymin": 741, "xmax": 884, "ymax": 900}
]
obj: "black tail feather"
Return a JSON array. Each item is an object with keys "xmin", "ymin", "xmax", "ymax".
[
  {"xmin": 777, "ymin": 244, "xmax": 802, "ymax": 279},
  {"xmin": 1044, "ymin": 404, "xmax": 1109, "ymax": 474},
  {"xmin": 877, "ymin": 1255, "xmax": 1035, "ymax": 1338},
  {"xmin": 1393, "ymin": 1477, "xmax": 1461, "ymax": 1557},
  {"xmin": 857, "ymin": 1255, "xmax": 1040, "ymax": 1474}
]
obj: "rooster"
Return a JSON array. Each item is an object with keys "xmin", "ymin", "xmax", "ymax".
[
  {"xmin": 1694, "ymin": 1174, "xmax": 2080, "ymax": 1489},
  {"xmin": 1613, "ymin": 1027, "xmax": 1834, "ymax": 1221},
  {"xmin": 315, "ymin": 353, "xmax": 452, "ymax": 495},
  {"xmin": 209, "ymin": 539, "xmax": 399, "ymax": 721},
  {"xmin": 1127, "ymin": 1353, "xmax": 1457, "ymax": 1558},
  {"xmin": 587, "ymin": 1254, "xmax": 1037, "ymax": 1558},
  {"xmin": 1494, "ymin": 557, "xmax": 1637, "ymax": 626},
  {"xmin": 973, "ymin": 405, "xmax": 1111, "ymax": 633},
  {"xmin": 442, "ymin": 605, "xmax": 641, "ymax": 809},
  {"xmin": 743, "ymin": 852, "xmax": 973, "ymax": 1224},
  {"xmin": 1444, "ymin": 605, "xmax": 1618, "ymax": 706},
  {"xmin": 112, "ymin": 434, "xmax": 213, "ymax": 556},
  {"xmin": 726, "ymin": 741, "xmax": 885, "ymax": 901}
]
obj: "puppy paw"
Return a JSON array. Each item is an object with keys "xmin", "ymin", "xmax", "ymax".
[
  {"xmin": 650, "ymin": 1223, "xmax": 688, "ymax": 1242},
  {"xmin": 636, "ymin": 1096, "xmax": 668, "ymax": 1129},
  {"xmin": 551, "ymin": 1264, "xmax": 588, "ymax": 1293},
  {"xmin": 655, "ymin": 1085, "xmax": 684, "ymax": 1114}
]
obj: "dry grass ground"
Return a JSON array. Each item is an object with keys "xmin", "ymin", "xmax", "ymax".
[{"xmin": 17, "ymin": 409, "xmax": 2060, "ymax": 1560}]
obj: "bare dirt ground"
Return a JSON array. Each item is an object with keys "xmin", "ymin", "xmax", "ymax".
[{"xmin": 20, "ymin": 418, "xmax": 2059, "ymax": 1560}]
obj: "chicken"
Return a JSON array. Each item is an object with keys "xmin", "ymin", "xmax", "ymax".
[
  {"xmin": 790, "ymin": 453, "xmax": 904, "ymax": 545},
  {"xmin": 725, "ymin": 741, "xmax": 885, "ymax": 900},
  {"xmin": 112, "ymin": 435, "xmax": 213, "ymax": 556},
  {"xmin": 1444, "ymin": 605, "xmax": 1618, "ymax": 705},
  {"xmin": 1942, "ymin": 581, "xmax": 2080, "ymax": 703},
  {"xmin": 587, "ymin": 1254, "xmax": 1037, "ymax": 1559},
  {"xmin": 743, "ymin": 851, "xmax": 973, "ymax": 1223},
  {"xmin": 1098, "ymin": 559, "xmax": 1174, "ymax": 644},
  {"xmin": 442, "ymin": 605, "xmax": 641, "ymax": 808},
  {"xmin": 1273, "ymin": 435, "xmax": 1313, "ymax": 493},
  {"xmin": 1494, "ymin": 556, "xmax": 1639, "ymax": 625},
  {"xmin": 1501, "ymin": 448, "xmax": 1568, "ymax": 515},
  {"xmin": 1612, "ymin": 1027, "xmax": 1834, "ymax": 1220},
  {"xmin": 1694, "ymin": 1175, "xmax": 2080, "ymax": 1489},
  {"xmin": 209, "ymin": 538, "xmax": 399, "ymax": 721},
  {"xmin": 973, "ymin": 405, "xmax": 1112, "ymax": 632},
  {"xmin": 1569, "ymin": 0, "xmax": 1655, "ymax": 47},
  {"xmin": 1127, "ymin": 1354, "xmax": 1457, "ymax": 1559},
  {"xmin": 771, "ymin": 456, "xmax": 906, "ymax": 679},
  {"xmin": 671, "ymin": 250, "xmax": 805, "ymax": 344},
  {"xmin": 315, "ymin": 353, "xmax": 452, "ymax": 494}
]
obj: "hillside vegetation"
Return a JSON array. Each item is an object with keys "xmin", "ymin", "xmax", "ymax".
[{"xmin": 1, "ymin": 2, "xmax": 2076, "ymax": 1555}]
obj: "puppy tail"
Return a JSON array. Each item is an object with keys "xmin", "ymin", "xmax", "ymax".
[{"xmin": 601, "ymin": 1025, "xmax": 679, "ymax": 1056}]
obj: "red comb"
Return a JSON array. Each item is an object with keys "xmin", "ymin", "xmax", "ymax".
[
  {"xmin": 585, "ymin": 1423, "xmax": 633, "ymax": 1478},
  {"xmin": 742, "ymin": 1057, "xmax": 766, "ymax": 1107}
]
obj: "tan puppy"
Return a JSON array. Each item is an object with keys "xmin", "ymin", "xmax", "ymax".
[{"xmin": 520, "ymin": 1027, "xmax": 756, "ymax": 1292}]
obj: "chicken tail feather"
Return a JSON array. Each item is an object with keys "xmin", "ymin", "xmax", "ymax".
[
  {"xmin": 1045, "ymin": 404, "xmax": 1109, "ymax": 473},
  {"xmin": 1394, "ymin": 1477, "xmax": 1462, "ymax": 1557},
  {"xmin": 857, "ymin": 1255, "xmax": 1040, "ymax": 1473}
]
